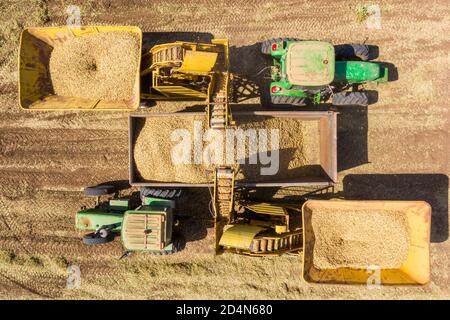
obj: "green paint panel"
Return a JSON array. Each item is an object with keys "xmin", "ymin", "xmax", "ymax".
[
  {"xmin": 109, "ymin": 199, "xmax": 129, "ymax": 211},
  {"xmin": 270, "ymin": 81, "xmax": 308, "ymax": 97},
  {"xmin": 334, "ymin": 61, "xmax": 381, "ymax": 83},
  {"xmin": 75, "ymin": 209, "xmax": 123, "ymax": 231},
  {"xmin": 143, "ymin": 196, "xmax": 175, "ymax": 208}
]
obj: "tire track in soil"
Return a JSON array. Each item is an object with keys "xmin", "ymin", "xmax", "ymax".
[
  {"xmin": 0, "ymin": 110, "xmax": 129, "ymax": 131},
  {"xmin": 0, "ymin": 188, "xmax": 123, "ymax": 299},
  {"xmin": 0, "ymin": 272, "xmax": 63, "ymax": 299},
  {"xmin": 0, "ymin": 126, "xmax": 128, "ymax": 195}
]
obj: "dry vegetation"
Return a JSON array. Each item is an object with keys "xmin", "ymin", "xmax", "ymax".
[{"xmin": 0, "ymin": 0, "xmax": 449, "ymax": 300}]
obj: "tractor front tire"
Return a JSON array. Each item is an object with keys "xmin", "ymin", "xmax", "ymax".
[
  {"xmin": 171, "ymin": 237, "xmax": 185, "ymax": 254},
  {"xmin": 83, "ymin": 185, "xmax": 115, "ymax": 196},
  {"xmin": 332, "ymin": 92, "xmax": 369, "ymax": 107},
  {"xmin": 271, "ymin": 95, "xmax": 307, "ymax": 106},
  {"xmin": 261, "ymin": 38, "xmax": 301, "ymax": 54},
  {"xmin": 150, "ymin": 237, "xmax": 185, "ymax": 255},
  {"xmin": 82, "ymin": 230, "xmax": 114, "ymax": 245},
  {"xmin": 334, "ymin": 44, "xmax": 370, "ymax": 61}
]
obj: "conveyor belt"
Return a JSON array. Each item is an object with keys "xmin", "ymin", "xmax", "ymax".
[
  {"xmin": 208, "ymin": 72, "xmax": 231, "ymax": 129},
  {"xmin": 151, "ymin": 45, "xmax": 185, "ymax": 65},
  {"xmin": 250, "ymin": 230, "xmax": 302, "ymax": 255},
  {"xmin": 213, "ymin": 167, "xmax": 234, "ymax": 220}
]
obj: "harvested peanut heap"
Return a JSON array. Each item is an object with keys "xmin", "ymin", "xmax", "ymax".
[
  {"xmin": 235, "ymin": 116, "xmax": 322, "ymax": 182},
  {"xmin": 49, "ymin": 32, "xmax": 139, "ymax": 100},
  {"xmin": 133, "ymin": 116, "xmax": 322, "ymax": 183},
  {"xmin": 311, "ymin": 208, "xmax": 410, "ymax": 269},
  {"xmin": 134, "ymin": 116, "xmax": 210, "ymax": 184}
]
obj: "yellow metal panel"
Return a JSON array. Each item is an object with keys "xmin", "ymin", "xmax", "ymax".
[
  {"xmin": 302, "ymin": 200, "xmax": 431, "ymax": 285},
  {"xmin": 219, "ymin": 225, "xmax": 266, "ymax": 250},
  {"xmin": 244, "ymin": 203, "xmax": 288, "ymax": 216},
  {"xmin": 18, "ymin": 26, "xmax": 142, "ymax": 111},
  {"xmin": 275, "ymin": 225, "xmax": 288, "ymax": 233},
  {"xmin": 175, "ymin": 51, "xmax": 218, "ymax": 74}
]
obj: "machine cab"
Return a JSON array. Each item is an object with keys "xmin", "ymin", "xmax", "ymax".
[
  {"xmin": 285, "ymin": 41, "xmax": 335, "ymax": 86},
  {"xmin": 121, "ymin": 197, "xmax": 175, "ymax": 252}
]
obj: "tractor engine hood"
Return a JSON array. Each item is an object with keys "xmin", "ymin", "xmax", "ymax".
[{"xmin": 334, "ymin": 61, "xmax": 382, "ymax": 83}]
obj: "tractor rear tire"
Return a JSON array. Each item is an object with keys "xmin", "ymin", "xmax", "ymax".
[
  {"xmin": 334, "ymin": 44, "xmax": 370, "ymax": 61},
  {"xmin": 261, "ymin": 38, "xmax": 301, "ymax": 54},
  {"xmin": 332, "ymin": 92, "xmax": 369, "ymax": 107},
  {"xmin": 271, "ymin": 95, "xmax": 307, "ymax": 106},
  {"xmin": 149, "ymin": 238, "xmax": 185, "ymax": 255},
  {"xmin": 140, "ymin": 188, "xmax": 182, "ymax": 202},
  {"xmin": 83, "ymin": 185, "xmax": 115, "ymax": 196}
]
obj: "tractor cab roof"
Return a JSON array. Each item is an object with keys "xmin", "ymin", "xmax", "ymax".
[
  {"xmin": 286, "ymin": 41, "xmax": 335, "ymax": 86},
  {"xmin": 121, "ymin": 210, "xmax": 168, "ymax": 251}
]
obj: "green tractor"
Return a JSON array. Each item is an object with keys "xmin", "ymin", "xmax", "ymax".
[
  {"xmin": 261, "ymin": 39, "xmax": 389, "ymax": 106},
  {"xmin": 75, "ymin": 185, "xmax": 184, "ymax": 255}
]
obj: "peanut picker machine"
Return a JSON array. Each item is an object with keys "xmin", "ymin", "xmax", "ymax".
[{"xmin": 211, "ymin": 167, "xmax": 431, "ymax": 285}]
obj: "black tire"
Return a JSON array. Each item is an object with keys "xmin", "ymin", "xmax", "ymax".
[
  {"xmin": 84, "ymin": 185, "xmax": 115, "ymax": 196},
  {"xmin": 139, "ymin": 101, "xmax": 151, "ymax": 108},
  {"xmin": 334, "ymin": 44, "xmax": 370, "ymax": 61},
  {"xmin": 332, "ymin": 92, "xmax": 369, "ymax": 106},
  {"xmin": 82, "ymin": 231, "xmax": 114, "ymax": 245},
  {"xmin": 140, "ymin": 188, "xmax": 182, "ymax": 201},
  {"xmin": 171, "ymin": 237, "xmax": 185, "ymax": 253},
  {"xmin": 271, "ymin": 95, "xmax": 307, "ymax": 106},
  {"xmin": 261, "ymin": 37, "xmax": 301, "ymax": 54},
  {"xmin": 149, "ymin": 237, "xmax": 185, "ymax": 255}
]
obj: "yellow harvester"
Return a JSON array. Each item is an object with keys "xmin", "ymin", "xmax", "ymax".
[{"xmin": 212, "ymin": 166, "xmax": 431, "ymax": 285}]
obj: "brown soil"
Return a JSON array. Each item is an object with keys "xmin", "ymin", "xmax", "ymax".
[
  {"xmin": 49, "ymin": 32, "xmax": 139, "ymax": 100},
  {"xmin": 311, "ymin": 208, "xmax": 410, "ymax": 269},
  {"xmin": 0, "ymin": 0, "xmax": 448, "ymax": 300}
]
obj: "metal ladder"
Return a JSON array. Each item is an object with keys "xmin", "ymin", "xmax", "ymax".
[
  {"xmin": 209, "ymin": 72, "xmax": 230, "ymax": 129},
  {"xmin": 213, "ymin": 167, "xmax": 235, "ymax": 219}
]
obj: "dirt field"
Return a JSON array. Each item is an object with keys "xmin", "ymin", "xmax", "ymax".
[{"xmin": 0, "ymin": 0, "xmax": 449, "ymax": 299}]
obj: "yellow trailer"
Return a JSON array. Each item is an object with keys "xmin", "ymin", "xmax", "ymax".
[
  {"xmin": 18, "ymin": 26, "xmax": 142, "ymax": 111},
  {"xmin": 302, "ymin": 200, "xmax": 431, "ymax": 285}
]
